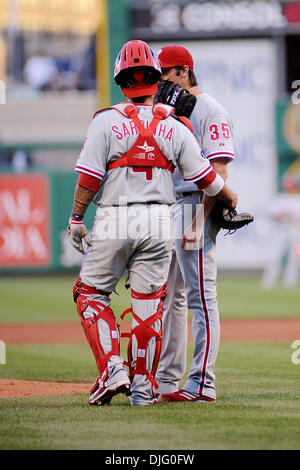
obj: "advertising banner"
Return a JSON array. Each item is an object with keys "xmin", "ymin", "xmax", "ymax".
[
  {"xmin": 132, "ymin": 0, "xmax": 300, "ymax": 39},
  {"xmin": 0, "ymin": 171, "xmax": 95, "ymax": 272},
  {"xmin": 0, "ymin": 173, "xmax": 51, "ymax": 267}
]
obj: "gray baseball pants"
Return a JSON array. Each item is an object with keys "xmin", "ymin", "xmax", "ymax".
[
  {"xmin": 80, "ymin": 204, "xmax": 173, "ymax": 405},
  {"xmin": 156, "ymin": 192, "xmax": 220, "ymax": 400}
]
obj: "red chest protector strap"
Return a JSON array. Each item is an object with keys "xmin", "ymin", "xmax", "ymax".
[{"xmin": 107, "ymin": 105, "xmax": 175, "ymax": 173}]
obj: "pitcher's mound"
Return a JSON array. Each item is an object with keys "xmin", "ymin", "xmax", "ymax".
[{"xmin": 0, "ymin": 379, "xmax": 90, "ymax": 398}]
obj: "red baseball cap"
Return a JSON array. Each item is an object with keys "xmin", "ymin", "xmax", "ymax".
[{"xmin": 158, "ymin": 45, "xmax": 194, "ymax": 69}]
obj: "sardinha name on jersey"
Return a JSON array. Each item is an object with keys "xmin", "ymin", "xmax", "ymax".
[{"xmin": 112, "ymin": 120, "xmax": 173, "ymax": 142}]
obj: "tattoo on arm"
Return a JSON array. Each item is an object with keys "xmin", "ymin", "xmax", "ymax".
[{"xmin": 72, "ymin": 184, "xmax": 95, "ymax": 217}]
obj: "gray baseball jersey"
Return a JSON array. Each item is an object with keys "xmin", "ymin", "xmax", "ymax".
[
  {"xmin": 173, "ymin": 92, "xmax": 234, "ymax": 193},
  {"xmin": 75, "ymin": 102, "xmax": 219, "ymax": 205}
]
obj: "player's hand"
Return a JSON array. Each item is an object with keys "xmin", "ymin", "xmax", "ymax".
[
  {"xmin": 181, "ymin": 233, "xmax": 195, "ymax": 249},
  {"xmin": 181, "ymin": 230, "xmax": 203, "ymax": 250},
  {"xmin": 180, "ymin": 208, "xmax": 204, "ymax": 250},
  {"xmin": 68, "ymin": 217, "xmax": 92, "ymax": 254}
]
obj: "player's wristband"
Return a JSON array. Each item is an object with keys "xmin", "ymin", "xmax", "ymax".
[
  {"xmin": 71, "ymin": 213, "xmax": 84, "ymax": 222},
  {"xmin": 203, "ymin": 173, "xmax": 224, "ymax": 197}
]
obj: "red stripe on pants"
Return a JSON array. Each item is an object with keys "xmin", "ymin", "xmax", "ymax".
[{"xmin": 198, "ymin": 248, "xmax": 210, "ymax": 395}]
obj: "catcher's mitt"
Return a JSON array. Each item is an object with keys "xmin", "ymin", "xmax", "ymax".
[
  {"xmin": 154, "ymin": 79, "xmax": 197, "ymax": 118},
  {"xmin": 211, "ymin": 201, "xmax": 254, "ymax": 234}
]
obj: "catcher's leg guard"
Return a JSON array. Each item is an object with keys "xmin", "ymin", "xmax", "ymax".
[
  {"xmin": 73, "ymin": 277, "xmax": 129, "ymax": 398},
  {"xmin": 76, "ymin": 294, "xmax": 121, "ymax": 375},
  {"xmin": 122, "ymin": 284, "xmax": 167, "ymax": 405},
  {"xmin": 76, "ymin": 293, "xmax": 130, "ymax": 404}
]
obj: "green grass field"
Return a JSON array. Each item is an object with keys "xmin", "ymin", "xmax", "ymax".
[
  {"xmin": 0, "ymin": 275, "xmax": 299, "ymax": 450},
  {"xmin": 0, "ymin": 342, "xmax": 299, "ymax": 450},
  {"xmin": 1, "ymin": 274, "xmax": 299, "ymax": 323}
]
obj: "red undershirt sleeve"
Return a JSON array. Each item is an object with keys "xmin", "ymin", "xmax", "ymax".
[{"xmin": 76, "ymin": 172, "xmax": 101, "ymax": 192}]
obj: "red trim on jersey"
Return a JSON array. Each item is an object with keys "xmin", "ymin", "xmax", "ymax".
[
  {"xmin": 206, "ymin": 151, "xmax": 234, "ymax": 160},
  {"xmin": 178, "ymin": 116, "xmax": 194, "ymax": 133},
  {"xmin": 184, "ymin": 165, "xmax": 212, "ymax": 182},
  {"xmin": 93, "ymin": 103, "xmax": 153, "ymax": 120},
  {"xmin": 77, "ymin": 172, "xmax": 101, "ymax": 192},
  {"xmin": 195, "ymin": 169, "xmax": 217, "ymax": 190},
  {"xmin": 75, "ymin": 164, "xmax": 104, "ymax": 179},
  {"xmin": 185, "ymin": 166, "xmax": 217, "ymax": 190},
  {"xmin": 198, "ymin": 248, "xmax": 211, "ymax": 396},
  {"xmin": 93, "ymin": 107, "xmax": 112, "ymax": 119}
]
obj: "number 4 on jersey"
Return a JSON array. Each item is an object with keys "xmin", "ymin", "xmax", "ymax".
[
  {"xmin": 132, "ymin": 167, "xmax": 153, "ymax": 181},
  {"xmin": 209, "ymin": 123, "xmax": 230, "ymax": 140}
]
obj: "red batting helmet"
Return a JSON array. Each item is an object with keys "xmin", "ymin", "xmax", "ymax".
[{"xmin": 114, "ymin": 40, "xmax": 162, "ymax": 98}]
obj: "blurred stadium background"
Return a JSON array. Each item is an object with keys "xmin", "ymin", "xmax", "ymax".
[{"xmin": 0, "ymin": 0, "xmax": 300, "ymax": 284}]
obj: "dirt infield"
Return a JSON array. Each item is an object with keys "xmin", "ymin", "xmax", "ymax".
[{"xmin": 1, "ymin": 319, "xmax": 299, "ymax": 399}]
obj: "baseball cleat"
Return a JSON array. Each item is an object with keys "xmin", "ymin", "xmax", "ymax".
[
  {"xmin": 130, "ymin": 392, "xmax": 159, "ymax": 406},
  {"xmin": 89, "ymin": 378, "xmax": 131, "ymax": 406},
  {"xmin": 157, "ymin": 389, "xmax": 216, "ymax": 403}
]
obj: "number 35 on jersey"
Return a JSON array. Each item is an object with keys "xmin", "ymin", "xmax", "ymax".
[{"xmin": 209, "ymin": 123, "xmax": 230, "ymax": 140}]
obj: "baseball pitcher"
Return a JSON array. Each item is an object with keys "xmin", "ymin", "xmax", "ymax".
[{"xmin": 155, "ymin": 45, "xmax": 246, "ymax": 402}]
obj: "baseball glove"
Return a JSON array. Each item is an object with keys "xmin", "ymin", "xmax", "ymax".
[
  {"xmin": 211, "ymin": 201, "xmax": 254, "ymax": 234},
  {"xmin": 154, "ymin": 80, "xmax": 197, "ymax": 118}
]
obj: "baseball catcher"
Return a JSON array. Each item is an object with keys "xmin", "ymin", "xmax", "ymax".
[{"xmin": 68, "ymin": 40, "xmax": 238, "ymax": 407}]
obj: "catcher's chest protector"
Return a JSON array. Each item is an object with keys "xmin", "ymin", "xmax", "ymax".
[{"xmin": 106, "ymin": 104, "xmax": 175, "ymax": 175}]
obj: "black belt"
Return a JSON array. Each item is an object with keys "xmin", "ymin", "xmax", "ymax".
[
  {"xmin": 111, "ymin": 201, "xmax": 163, "ymax": 206},
  {"xmin": 176, "ymin": 191, "xmax": 200, "ymax": 199},
  {"xmin": 144, "ymin": 201, "xmax": 163, "ymax": 205}
]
